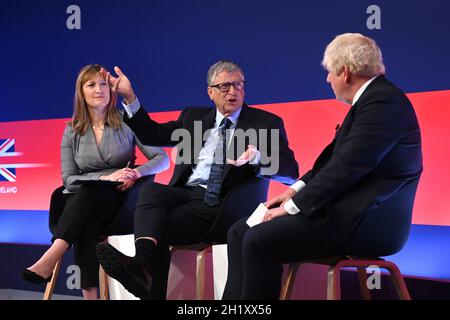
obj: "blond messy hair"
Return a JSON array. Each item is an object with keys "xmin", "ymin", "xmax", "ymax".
[{"xmin": 322, "ymin": 33, "xmax": 385, "ymax": 77}]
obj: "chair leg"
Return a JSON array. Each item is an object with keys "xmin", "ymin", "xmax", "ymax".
[
  {"xmin": 43, "ymin": 259, "xmax": 62, "ymax": 300},
  {"xmin": 356, "ymin": 267, "xmax": 371, "ymax": 300},
  {"xmin": 327, "ymin": 264, "xmax": 342, "ymax": 300},
  {"xmin": 195, "ymin": 247, "xmax": 209, "ymax": 300},
  {"xmin": 381, "ymin": 261, "xmax": 411, "ymax": 300},
  {"xmin": 279, "ymin": 263, "xmax": 300, "ymax": 300},
  {"xmin": 279, "ymin": 258, "xmax": 410, "ymax": 301},
  {"xmin": 99, "ymin": 264, "xmax": 109, "ymax": 300}
]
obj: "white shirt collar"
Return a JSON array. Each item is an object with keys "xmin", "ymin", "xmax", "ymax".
[
  {"xmin": 352, "ymin": 76, "xmax": 378, "ymax": 105},
  {"xmin": 215, "ymin": 106, "xmax": 242, "ymax": 128}
]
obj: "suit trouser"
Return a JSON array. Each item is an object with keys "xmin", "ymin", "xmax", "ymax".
[
  {"xmin": 222, "ymin": 215, "xmax": 338, "ymax": 300},
  {"xmin": 51, "ymin": 185, "xmax": 125, "ymax": 288},
  {"xmin": 133, "ymin": 182, "xmax": 219, "ymax": 299}
]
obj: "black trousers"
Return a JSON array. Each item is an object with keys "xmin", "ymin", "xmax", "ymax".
[
  {"xmin": 222, "ymin": 215, "xmax": 338, "ymax": 300},
  {"xmin": 133, "ymin": 182, "xmax": 219, "ymax": 299},
  {"xmin": 50, "ymin": 185, "xmax": 125, "ymax": 289}
]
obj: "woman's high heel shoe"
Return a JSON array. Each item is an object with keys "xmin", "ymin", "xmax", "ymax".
[{"xmin": 21, "ymin": 268, "xmax": 52, "ymax": 284}]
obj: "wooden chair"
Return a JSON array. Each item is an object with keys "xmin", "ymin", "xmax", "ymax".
[
  {"xmin": 280, "ymin": 256, "xmax": 411, "ymax": 300},
  {"xmin": 279, "ymin": 178, "xmax": 420, "ymax": 300},
  {"xmin": 43, "ymin": 176, "xmax": 153, "ymax": 300},
  {"xmin": 170, "ymin": 178, "xmax": 270, "ymax": 300},
  {"xmin": 96, "ymin": 177, "xmax": 269, "ymax": 300}
]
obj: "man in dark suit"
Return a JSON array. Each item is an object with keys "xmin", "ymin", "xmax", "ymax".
[
  {"xmin": 222, "ymin": 33, "xmax": 423, "ymax": 299},
  {"xmin": 96, "ymin": 60, "xmax": 299, "ymax": 299}
]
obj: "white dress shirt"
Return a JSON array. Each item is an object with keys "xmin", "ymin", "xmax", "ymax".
[
  {"xmin": 123, "ymin": 98, "xmax": 260, "ymax": 189},
  {"xmin": 185, "ymin": 107, "xmax": 241, "ymax": 188}
]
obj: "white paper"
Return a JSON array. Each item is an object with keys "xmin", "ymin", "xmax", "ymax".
[{"xmin": 246, "ymin": 203, "xmax": 268, "ymax": 227}]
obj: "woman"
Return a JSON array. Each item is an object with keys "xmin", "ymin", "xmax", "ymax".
[{"xmin": 21, "ymin": 64, "xmax": 169, "ymax": 299}]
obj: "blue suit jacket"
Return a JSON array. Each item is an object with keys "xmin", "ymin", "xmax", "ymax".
[
  {"xmin": 124, "ymin": 103, "xmax": 299, "ymax": 197},
  {"xmin": 293, "ymin": 76, "xmax": 423, "ymax": 253}
]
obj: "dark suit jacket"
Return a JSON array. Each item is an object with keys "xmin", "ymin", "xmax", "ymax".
[
  {"xmin": 292, "ymin": 76, "xmax": 423, "ymax": 248},
  {"xmin": 124, "ymin": 103, "xmax": 299, "ymax": 197}
]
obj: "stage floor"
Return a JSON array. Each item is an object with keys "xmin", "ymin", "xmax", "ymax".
[{"xmin": 0, "ymin": 289, "xmax": 82, "ymax": 300}]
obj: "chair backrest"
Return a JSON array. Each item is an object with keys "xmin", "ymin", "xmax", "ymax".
[
  {"xmin": 48, "ymin": 186, "xmax": 66, "ymax": 235},
  {"xmin": 337, "ymin": 177, "xmax": 421, "ymax": 257},
  {"xmin": 103, "ymin": 175, "xmax": 155, "ymax": 235},
  {"xmin": 198, "ymin": 177, "xmax": 270, "ymax": 244}
]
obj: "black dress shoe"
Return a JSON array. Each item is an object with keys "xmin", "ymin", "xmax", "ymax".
[
  {"xmin": 96, "ymin": 243, "xmax": 153, "ymax": 299},
  {"xmin": 21, "ymin": 269, "xmax": 52, "ymax": 284}
]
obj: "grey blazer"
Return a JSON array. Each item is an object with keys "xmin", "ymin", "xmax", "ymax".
[{"xmin": 61, "ymin": 121, "xmax": 169, "ymax": 193}]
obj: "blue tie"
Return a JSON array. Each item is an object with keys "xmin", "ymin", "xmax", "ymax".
[{"xmin": 204, "ymin": 117, "xmax": 232, "ymax": 206}]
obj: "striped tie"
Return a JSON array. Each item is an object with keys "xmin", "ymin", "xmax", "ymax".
[{"xmin": 204, "ymin": 118, "xmax": 232, "ymax": 206}]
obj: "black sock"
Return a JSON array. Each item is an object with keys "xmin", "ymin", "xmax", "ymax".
[{"xmin": 135, "ymin": 238, "xmax": 156, "ymax": 268}]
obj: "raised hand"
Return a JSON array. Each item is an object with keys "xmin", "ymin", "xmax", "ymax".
[
  {"xmin": 227, "ymin": 144, "xmax": 258, "ymax": 166},
  {"xmin": 100, "ymin": 66, "xmax": 136, "ymax": 103}
]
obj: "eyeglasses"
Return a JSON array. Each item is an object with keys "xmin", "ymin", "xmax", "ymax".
[{"xmin": 209, "ymin": 81, "xmax": 246, "ymax": 92}]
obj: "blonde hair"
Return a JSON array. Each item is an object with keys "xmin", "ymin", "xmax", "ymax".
[
  {"xmin": 322, "ymin": 33, "xmax": 385, "ymax": 77},
  {"xmin": 71, "ymin": 64, "xmax": 121, "ymax": 134}
]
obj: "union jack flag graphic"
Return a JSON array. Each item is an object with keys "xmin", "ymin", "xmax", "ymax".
[
  {"xmin": 0, "ymin": 138, "xmax": 20, "ymax": 182},
  {"xmin": 0, "ymin": 138, "xmax": 51, "ymax": 183}
]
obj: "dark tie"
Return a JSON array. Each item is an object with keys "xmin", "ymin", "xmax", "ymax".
[{"xmin": 204, "ymin": 117, "xmax": 232, "ymax": 206}]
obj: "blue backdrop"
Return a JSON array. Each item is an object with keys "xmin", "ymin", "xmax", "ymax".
[
  {"xmin": 1, "ymin": 0, "xmax": 449, "ymax": 121},
  {"xmin": 1, "ymin": 0, "xmax": 450, "ymax": 283}
]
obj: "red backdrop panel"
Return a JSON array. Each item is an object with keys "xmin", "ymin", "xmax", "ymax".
[{"xmin": 1, "ymin": 90, "xmax": 449, "ymax": 226}]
